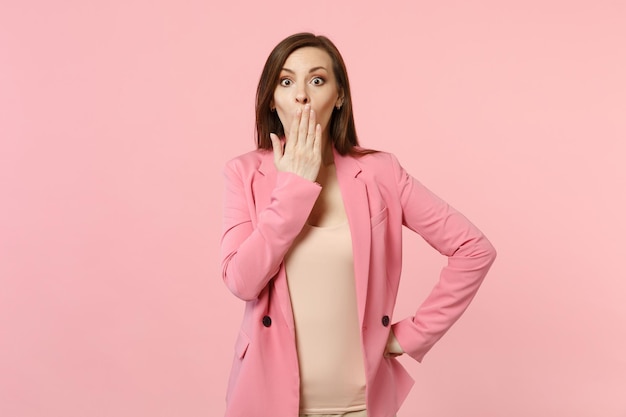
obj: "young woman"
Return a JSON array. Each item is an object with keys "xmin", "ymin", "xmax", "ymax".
[{"xmin": 220, "ymin": 32, "xmax": 496, "ymax": 417}]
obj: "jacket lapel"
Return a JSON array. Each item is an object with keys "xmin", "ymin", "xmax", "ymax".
[{"xmin": 334, "ymin": 149, "xmax": 372, "ymax": 327}]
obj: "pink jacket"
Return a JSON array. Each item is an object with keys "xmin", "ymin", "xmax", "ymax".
[{"xmin": 220, "ymin": 148, "xmax": 496, "ymax": 417}]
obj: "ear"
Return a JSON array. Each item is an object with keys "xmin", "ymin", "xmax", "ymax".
[
  {"xmin": 269, "ymin": 100, "xmax": 275, "ymax": 111},
  {"xmin": 336, "ymin": 89, "xmax": 345, "ymax": 108}
]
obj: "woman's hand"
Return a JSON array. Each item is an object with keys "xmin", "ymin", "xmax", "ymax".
[
  {"xmin": 270, "ymin": 104, "xmax": 322, "ymax": 182},
  {"xmin": 384, "ymin": 329, "xmax": 404, "ymax": 358}
]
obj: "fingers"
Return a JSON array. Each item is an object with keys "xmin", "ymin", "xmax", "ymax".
[
  {"xmin": 298, "ymin": 105, "xmax": 311, "ymax": 145},
  {"xmin": 285, "ymin": 107, "xmax": 302, "ymax": 153},
  {"xmin": 312, "ymin": 123, "xmax": 322, "ymax": 156},
  {"xmin": 307, "ymin": 107, "xmax": 317, "ymax": 146},
  {"xmin": 272, "ymin": 105, "xmax": 322, "ymax": 180},
  {"xmin": 286, "ymin": 105, "xmax": 317, "ymax": 153},
  {"xmin": 269, "ymin": 133, "xmax": 282, "ymax": 165}
]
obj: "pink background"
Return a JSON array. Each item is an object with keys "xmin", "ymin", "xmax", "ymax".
[{"xmin": 1, "ymin": 1, "xmax": 625, "ymax": 416}]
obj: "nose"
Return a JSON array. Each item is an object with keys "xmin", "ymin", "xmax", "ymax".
[{"xmin": 295, "ymin": 86, "xmax": 309, "ymax": 104}]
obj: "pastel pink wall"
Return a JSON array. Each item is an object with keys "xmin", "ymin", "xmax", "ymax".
[{"xmin": 1, "ymin": 1, "xmax": 624, "ymax": 416}]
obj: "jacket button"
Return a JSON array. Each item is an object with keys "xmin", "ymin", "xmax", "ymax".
[
  {"xmin": 382, "ymin": 315, "xmax": 390, "ymax": 327},
  {"xmin": 262, "ymin": 315, "xmax": 272, "ymax": 327}
]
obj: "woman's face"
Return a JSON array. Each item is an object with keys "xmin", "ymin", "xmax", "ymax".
[{"xmin": 272, "ymin": 47, "xmax": 343, "ymax": 141}]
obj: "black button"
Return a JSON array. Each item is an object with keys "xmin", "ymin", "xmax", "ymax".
[
  {"xmin": 382, "ymin": 315, "xmax": 390, "ymax": 327},
  {"xmin": 262, "ymin": 315, "xmax": 272, "ymax": 327}
]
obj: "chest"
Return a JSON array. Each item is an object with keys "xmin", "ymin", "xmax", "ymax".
[{"xmin": 308, "ymin": 167, "xmax": 348, "ymax": 227}]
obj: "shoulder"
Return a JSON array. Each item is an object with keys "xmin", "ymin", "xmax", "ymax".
[
  {"xmin": 346, "ymin": 148, "xmax": 415, "ymax": 191},
  {"xmin": 224, "ymin": 149, "xmax": 272, "ymax": 173},
  {"xmin": 351, "ymin": 148, "xmax": 403, "ymax": 172}
]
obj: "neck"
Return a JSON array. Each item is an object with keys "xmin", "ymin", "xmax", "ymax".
[{"xmin": 321, "ymin": 135, "xmax": 335, "ymax": 166}]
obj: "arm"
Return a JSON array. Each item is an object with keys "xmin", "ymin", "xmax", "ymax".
[
  {"xmin": 388, "ymin": 154, "xmax": 497, "ymax": 362},
  {"xmin": 220, "ymin": 160, "xmax": 321, "ymax": 301},
  {"xmin": 221, "ymin": 106, "xmax": 323, "ymax": 301}
]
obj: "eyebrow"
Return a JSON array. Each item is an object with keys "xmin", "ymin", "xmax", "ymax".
[{"xmin": 280, "ymin": 66, "xmax": 328, "ymax": 74}]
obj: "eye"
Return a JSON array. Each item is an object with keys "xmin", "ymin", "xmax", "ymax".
[
  {"xmin": 311, "ymin": 77, "xmax": 325, "ymax": 86},
  {"xmin": 279, "ymin": 78, "xmax": 292, "ymax": 87}
]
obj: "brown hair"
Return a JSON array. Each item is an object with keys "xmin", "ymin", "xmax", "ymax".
[{"xmin": 255, "ymin": 32, "xmax": 373, "ymax": 156}]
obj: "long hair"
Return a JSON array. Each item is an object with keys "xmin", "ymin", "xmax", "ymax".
[{"xmin": 255, "ymin": 33, "xmax": 372, "ymax": 155}]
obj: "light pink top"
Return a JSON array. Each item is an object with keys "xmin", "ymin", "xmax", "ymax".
[{"xmin": 285, "ymin": 221, "xmax": 367, "ymax": 414}]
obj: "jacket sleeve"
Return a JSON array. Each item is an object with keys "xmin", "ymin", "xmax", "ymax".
[
  {"xmin": 388, "ymin": 154, "xmax": 497, "ymax": 362},
  {"xmin": 220, "ymin": 158, "xmax": 321, "ymax": 301}
]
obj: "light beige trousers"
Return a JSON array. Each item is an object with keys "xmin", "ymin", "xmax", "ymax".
[
  {"xmin": 299, "ymin": 411, "xmax": 368, "ymax": 417},
  {"xmin": 299, "ymin": 411, "xmax": 397, "ymax": 417}
]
